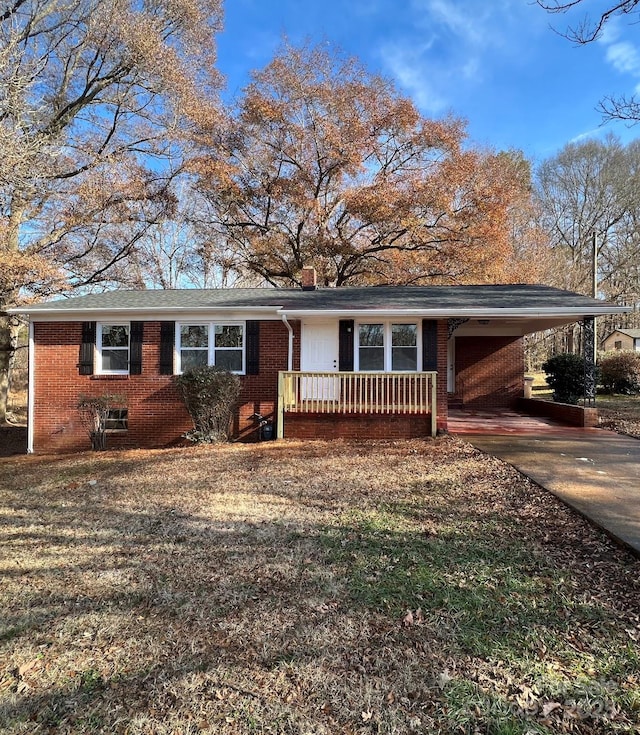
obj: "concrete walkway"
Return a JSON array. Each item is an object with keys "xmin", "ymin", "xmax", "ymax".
[{"xmin": 450, "ymin": 410, "xmax": 640, "ymax": 556}]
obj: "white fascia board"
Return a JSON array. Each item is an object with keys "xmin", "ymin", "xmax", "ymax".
[
  {"xmin": 278, "ymin": 306, "xmax": 630, "ymax": 319},
  {"xmin": 9, "ymin": 306, "xmax": 283, "ymax": 322},
  {"xmin": 10, "ymin": 303, "xmax": 631, "ymax": 321}
]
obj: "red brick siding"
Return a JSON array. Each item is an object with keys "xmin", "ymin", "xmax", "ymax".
[
  {"xmin": 454, "ymin": 336, "xmax": 524, "ymax": 409},
  {"xmin": 284, "ymin": 413, "xmax": 434, "ymax": 440},
  {"xmin": 33, "ymin": 320, "xmax": 299, "ymax": 453},
  {"xmin": 518, "ymin": 398, "xmax": 599, "ymax": 427},
  {"xmin": 235, "ymin": 320, "xmax": 300, "ymax": 441},
  {"xmin": 436, "ymin": 321, "xmax": 449, "ymax": 430},
  {"xmin": 33, "ymin": 317, "xmax": 454, "ymax": 451}
]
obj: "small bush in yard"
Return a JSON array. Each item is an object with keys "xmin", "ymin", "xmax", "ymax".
[
  {"xmin": 542, "ymin": 353, "xmax": 586, "ymax": 404},
  {"xmin": 175, "ymin": 366, "xmax": 241, "ymax": 443},
  {"xmin": 599, "ymin": 350, "xmax": 640, "ymax": 394},
  {"xmin": 77, "ymin": 394, "xmax": 127, "ymax": 451}
]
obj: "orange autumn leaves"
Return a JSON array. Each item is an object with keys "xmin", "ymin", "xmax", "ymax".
[{"xmin": 194, "ymin": 43, "xmax": 541, "ymax": 287}]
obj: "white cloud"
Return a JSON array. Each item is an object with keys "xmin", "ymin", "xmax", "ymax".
[
  {"xmin": 597, "ymin": 21, "xmax": 621, "ymax": 46},
  {"xmin": 597, "ymin": 17, "xmax": 640, "ymax": 79},
  {"xmin": 378, "ymin": 0, "xmax": 542, "ymax": 117},
  {"xmin": 605, "ymin": 41, "xmax": 640, "ymax": 76},
  {"xmin": 381, "ymin": 42, "xmax": 448, "ymax": 114},
  {"xmin": 378, "ymin": 0, "xmax": 509, "ymax": 114},
  {"xmin": 569, "ymin": 127, "xmax": 603, "ymax": 144},
  {"xmin": 419, "ymin": 0, "xmax": 489, "ymax": 46}
]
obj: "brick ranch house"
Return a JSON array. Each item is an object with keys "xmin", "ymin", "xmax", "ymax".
[{"xmin": 8, "ymin": 274, "xmax": 627, "ymax": 453}]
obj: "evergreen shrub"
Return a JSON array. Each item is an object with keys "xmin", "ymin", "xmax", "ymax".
[
  {"xmin": 175, "ymin": 366, "xmax": 241, "ymax": 443},
  {"xmin": 541, "ymin": 353, "xmax": 586, "ymax": 405}
]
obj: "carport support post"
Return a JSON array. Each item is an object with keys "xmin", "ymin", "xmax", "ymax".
[{"xmin": 583, "ymin": 316, "xmax": 596, "ymax": 407}]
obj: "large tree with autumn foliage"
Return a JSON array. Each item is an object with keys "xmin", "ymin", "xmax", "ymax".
[
  {"xmin": 0, "ymin": 0, "xmax": 222, "ymax": 421},
  {"xmin": 193, "ymin": 43, "xmax": 532, "ymax": 288}
]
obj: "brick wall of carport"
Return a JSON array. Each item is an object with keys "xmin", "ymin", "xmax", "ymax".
[{"xmin": 453, "ymin": 336, "xmax": 524, "ymax": 409}]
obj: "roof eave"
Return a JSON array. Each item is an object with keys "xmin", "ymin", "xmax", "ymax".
[
  {"xmin": 277, "ymin": 306, "xmax": 630, "ymax": 318},
  {"xmin": 7, "ymin": 305, "xmax": 284, "ymax": 318}
]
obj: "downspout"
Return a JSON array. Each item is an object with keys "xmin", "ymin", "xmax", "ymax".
[
  {"xmin": 27, "ymin": 318, "xmax": 34, "ymax": 453},
  {"xmin": 281, "ymin": 314, "xmax": 294, "ymax": 371},
  {"xmin": 277, "ymin": 314, "xmax": 295, "ymax": 441}
]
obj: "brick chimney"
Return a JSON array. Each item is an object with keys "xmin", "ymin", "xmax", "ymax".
[{"xmin": 301, "ymin": 266, "xmax": 317, "ymax": 291}]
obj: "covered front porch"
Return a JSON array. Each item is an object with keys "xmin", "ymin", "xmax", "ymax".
[
  {"xmin": 276, "ymin": 370, "xmax": 438, "ymax": 439},
  {"xmin": 271, "ymin": 286, "xmax": 627, "ymax": 441}
]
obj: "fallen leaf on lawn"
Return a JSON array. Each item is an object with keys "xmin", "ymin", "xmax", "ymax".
[
  {"xmin": 18, "ymin": 658, "xmax": 40, "ymax": 677},
  {"xmin": 541, "ymin": 702, "xmax": 562, "ymax": 717}
]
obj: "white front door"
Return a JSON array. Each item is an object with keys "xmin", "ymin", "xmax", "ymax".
[{"xmin": 301, "ymin": 320, "xmax": 339, "ymax": 400}]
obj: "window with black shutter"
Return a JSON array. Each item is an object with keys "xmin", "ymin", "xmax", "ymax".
[
  {"xmin": 159, "ymin": 321, "xmax": 175, "ymax": 375},
  {"xmin": 422, "ymin": 320, "xmax": 438, "ymax": 372},
  {"xmin": 338, "ymin": 320, "xmax": 354, "ymax": 371},
  {"xmin": 78, "ymin": 322, "xmax": 96, "ymax": 375},
  {"xmin": 129, "ymin": 322, "xmax": 144, "ymax": 375}
]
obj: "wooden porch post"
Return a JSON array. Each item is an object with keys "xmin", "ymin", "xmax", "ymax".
[
  {"xmin": 276, "ymin": 371, "xmax": 285, "ymax": 439},
  {"xmin": 430, "ymin": 372, "xmax": 437, "ymax": 438}
]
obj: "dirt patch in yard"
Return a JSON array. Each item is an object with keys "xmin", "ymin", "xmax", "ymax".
[{"xmin": 0, "ymin": 438, "xmax": 638, "ymax": 734}]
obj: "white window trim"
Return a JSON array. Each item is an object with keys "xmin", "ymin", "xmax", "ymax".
[
  {"xmin": 96, "ymin": 322, "xmax": 130, "ymax": 375},
  {"xmin": 104, "ymin": 407, "xmax": 129, "ymax": 433},
  {"xmin": 354, "ymin": 320, "xmax": 422, "ymax": 372},
  {"xmin": 176, "ymin": 322, "xmax": 246, "ymax": 375}
]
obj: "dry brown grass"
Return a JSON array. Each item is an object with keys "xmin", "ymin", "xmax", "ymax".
[
  {"xmin": 597, "ymin": 395, "xmax": 640, "ymax": 439},
  {"xmin": 1, "ymin": 439, "xmax": 639, "ymax": 734}
]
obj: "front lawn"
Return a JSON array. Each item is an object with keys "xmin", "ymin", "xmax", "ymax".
[
  {"xmin": 1, "ymin": 439, "xmax": 638, "ymax": 734},
  {"xmin": 597, "ymin": 395, "xmax": 640, "ymax": 439}
]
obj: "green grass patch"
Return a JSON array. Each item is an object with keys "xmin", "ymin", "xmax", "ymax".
[{"xmin": 322, "ymin": 499, "xmax": 640, "ymax": 731}]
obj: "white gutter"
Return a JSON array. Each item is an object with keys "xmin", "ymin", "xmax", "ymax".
[
  {"xmin": 7, "ymin": 305, "xmax": 283, "ymax": 318},
  {"xmin": 277, "ymin": 307, "xmax": 629, "ymax": 318},
  {"xmin": 281, "ymin": 314, "xmax": 294, "ymax": 371},
  {"xmin": 27, "ymin": 319, "xmax": 34, "ymax": 454}
]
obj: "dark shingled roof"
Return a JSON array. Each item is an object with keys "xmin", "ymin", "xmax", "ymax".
[{"xmin": 16, "ymin": 284, "xmax": 622, "ymax": 313}]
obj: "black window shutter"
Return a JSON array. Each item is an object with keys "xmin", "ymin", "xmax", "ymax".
[
  {"xmin": 339, "ymin": 320, "xmax": 355, "ymax": 371},
  {"xmin": 129, "ymin": 321, "xmax": 143, "ymax": 375},
  {"xmin": 422, "ymin": 319, "xmax": 438, "ymax": 372},
  {"xmin": 78, "ymin": 321, "xmax": 96, "ymax": 375},
  {"xmin": 246, "ymin": 320, "xmax": 260, "ymax": 375},
  {"xmin": 159, "ymin": 321, "xmax": 175, "ymax": 375}
]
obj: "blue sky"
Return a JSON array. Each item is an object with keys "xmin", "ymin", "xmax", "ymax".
[{"xmin": 216, "ymin": 0, "xmax": 640, "ymax": 162}]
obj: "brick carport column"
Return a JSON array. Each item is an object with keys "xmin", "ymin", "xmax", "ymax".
[{"xmin": 583, "ymin": 315, "xmax": 596, "ymax": 406}]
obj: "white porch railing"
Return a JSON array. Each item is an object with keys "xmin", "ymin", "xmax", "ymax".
[{"xmin": 277, "ymin": 371, "xmax": 437, "ymax": 439}]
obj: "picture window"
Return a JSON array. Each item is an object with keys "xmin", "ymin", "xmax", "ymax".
[
  {"xmin": 356, "ymin": 322, "xmax": 420, "ymax": 371},
  {"xmin": 177, "ymin": 323, "xmax": 245, "ymax": 374}
]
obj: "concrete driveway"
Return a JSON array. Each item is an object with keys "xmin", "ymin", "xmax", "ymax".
[{"xmin": 450, "ymin": 410, "xmax": 640, "ymax": 556}]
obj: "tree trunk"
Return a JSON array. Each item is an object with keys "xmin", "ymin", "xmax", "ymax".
[{"xmin": 0, "ymin": 315, "xmax": 20, "ymax": 424}]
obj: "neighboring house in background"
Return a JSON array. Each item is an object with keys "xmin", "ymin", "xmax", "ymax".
[
  {"xmin": 601, "ymin": 328, "xmax": 640, "ymax": 352},
  {"xmin": 7, "ymin": 268, "xmax": 628, "ymax": 453}
]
